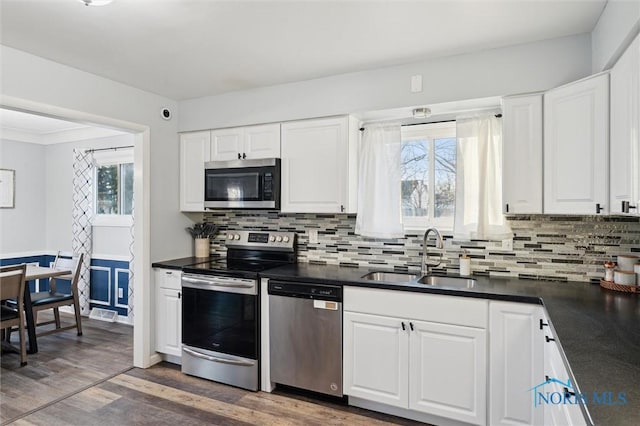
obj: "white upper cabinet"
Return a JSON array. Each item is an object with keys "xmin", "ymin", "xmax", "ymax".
[
  {"xmin": 280, "ymin": 116, "xmax": 358, "ymax": 213},
  {"xmin": 180, "ymin": 131, "xmax": 211, "ymax": 212},
  {"xmin": 210, "ymin": 123, "xmax": 280, "ymax": 161},
  {"xmin": 544, "ymin": 73, "xmax": 609, "ymax": 215},
  {"xmin": 610, "ymin": 34, "xmax": 640, "ymax": 215},
  {"xmin": 502, "ymin": 94, "xmax": 544, "ymax": 214}
]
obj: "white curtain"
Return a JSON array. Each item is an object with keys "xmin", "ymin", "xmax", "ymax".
[
  {"xmin": 355, "ymin": 123, "xmax": 404, "ymax": 238},
  {"xmin": 72, "ymin": 148, "xmax": 94, "ymax": 315},
  {"xmin": 454, "ymin": 115, "xmax": 513, "ymax": 240}
]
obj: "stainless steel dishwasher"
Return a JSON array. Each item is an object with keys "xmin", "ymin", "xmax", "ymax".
[{"xmin": 268, "ymin": 280, "xmax": 343, "ymax": 397}]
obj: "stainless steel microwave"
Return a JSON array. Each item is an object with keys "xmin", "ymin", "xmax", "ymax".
[{"xmin": 204, "ymin": 158, "xmax": 280, "ymax": 209}]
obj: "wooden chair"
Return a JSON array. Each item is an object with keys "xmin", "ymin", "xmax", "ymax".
[
  {"xmin": 0, "ymin": 264, "xmax": 28, "ymax": 366},
  {"xmin": 32, "ymin": 252, "xmax": 84, "ymax": 337}
]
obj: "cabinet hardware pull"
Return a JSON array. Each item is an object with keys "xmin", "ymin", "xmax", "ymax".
[
  {"xmin": 545, "ymin": 375, "xmax": 550, "ymax": 381},
  {"xmin": 242, "ymin": 152, "xmax": 246, "ymax": 159},
  {"xmin": 596, "ymin": 203, "xmax": 604, "ymax": 214},
  {"xmin": 340, "ymin": 205, "xmax": 345, "ymax": 212},
  {"xmin": 401, "ymin": 322, "xmax": 406, "ymax": 331},
  {"xmin": 409, "ymin": 322, "xmax": 414, "ymax": 331},
  {"xmin": 505, "ymin": 203, "xmax": 509, "ymax": 213},
  {"xmin": 564, "ymin": 387, "xmax": 576, "ymax": 397},
  {"xmin": 237, "ymin": 153, "xmax": 241, "ymax": 159},
  {"xmin": 545, "ymin": 336, "xmax": 555, "ymax": 342},
  {"xmin": 178, "ymin": 292, "xmax": 181, "ymax": 299},
  {"xmin": 622, "ymin": 201, "xmax": 637, "ymax": 213},
  {"xmin": 539, "ymin": 319, "xmax": 549, "ymax": 330}
]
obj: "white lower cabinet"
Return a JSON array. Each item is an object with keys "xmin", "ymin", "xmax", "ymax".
[
  {"xmin": 489, "ymin": 301, "xmax": 545, "ymax": 426},
  {"xmin": 542, "ymin": 321, "xmax": 587, "ymax": 426},
  {"xmin": 489, "ymin": 301, "xmax": 588, "ymax": 426},
  {"xmin": 343, "ymin": 312, "xmax": 409, "ymax": 407},
  {"xmin": 344, "ymin": 287, "xmax": 487, "ymax": 425},
  {"xmin": 154, "ymin": 268, "xmax": 182, "ymax": 357},
  {"xmin": 409, "ymin": 320, "xmax": 486, "ymax": 424}
]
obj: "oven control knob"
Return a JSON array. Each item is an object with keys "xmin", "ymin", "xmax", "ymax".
[
  {"xmin": 234, "ymin": 234, "xmax": 241, "ymax": 240},
  {"xmin": 269, "ymin": 235, "xmax": 276, "ymax": 242},
  {"xmin": 283, "ymin": 236, "xmax": 290, "ymax": 243},
  {"xmin": 276, "ymin": 235, "xmax": 283, "ymax": 242},
  {"xmin": 227, "ymin": 234, "xmax": 234, "ymax": 240}
]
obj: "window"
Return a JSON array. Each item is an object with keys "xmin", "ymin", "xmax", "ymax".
[
  {"xmin": 401, "ymin": 122, "xmax": 456, "ymax": 230},
  {"xmin": 93, "ymin": 149, "xmax": 134, "ymax": 226}
]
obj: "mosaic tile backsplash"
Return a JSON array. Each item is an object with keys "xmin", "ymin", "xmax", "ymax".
[{"xmin": 203, "ymin": 211, "xmax": 640, "ymax": 283}]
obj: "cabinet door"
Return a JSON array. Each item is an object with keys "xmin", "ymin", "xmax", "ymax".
[
  {"xmin": 409, "ymin": 320, "xmax": 487, "ymax": 425},
  {"xmin": 343, "ymin": 311, "xmax": 409, "ymax": 408},
  {"xmin": 281, "ymin": 117, "xmax": 349, "ymax": 213},
  {"xmin": 489, "ymin": 302, "xmax": 545, "ymax": 426},
  {"xmin": 156, "ymin": 287, "xmax": 182, "ymax": 357},
  {"xmin": 154, "ymin": 269, "xmax": 182, "ymax": 357},
  {"xmin": 244, "ymin": 123, "xmax": 281, "ymax": 159},
  {"xmin": 211, "ymin": 128, "xmax": 244, "ymax": 161},
  {"xmin": 543, "ymin": 336, "xmax": 587, "ymax": 426},
  {"xmin": 544, "ymin": 74, "xmax": 609, "ymax": 214},
  {"xmin": 180, "ymin": 131, "xmax": 210, "ymax": 212},
  {"xmin": 502, "ymin": 94, "xmax": 543, "ymax": 214},
  {"xmin": 610, "ymin": 34, "xmax": 640, "ymax": 215}
]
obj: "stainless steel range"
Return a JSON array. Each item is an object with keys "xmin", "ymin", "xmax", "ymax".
[{"xmin": 181, "ymin": 230, "xmax": 296, "ymax": 391}]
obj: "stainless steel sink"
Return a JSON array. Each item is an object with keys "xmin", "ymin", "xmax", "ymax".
[
  {"xmin": 417, "ymin": 275, "xmax": 477, "ymax": 288},
  {"xmin": 361, "ymin": 271, "xmax": 419, "ymax": 283}
]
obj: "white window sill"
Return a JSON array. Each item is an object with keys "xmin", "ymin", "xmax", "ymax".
[{"xmin": 92, "ymin": 215, "xmax": 133, "ymax": 228}]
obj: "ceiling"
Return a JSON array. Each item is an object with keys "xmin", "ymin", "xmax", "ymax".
[
  {"xmin": 0, "ymin": 0, "xmax": 606, "ymax": 101},
  {"xmin": 0, "ymin": 108, "xmax": 126, "ymax": 144}
]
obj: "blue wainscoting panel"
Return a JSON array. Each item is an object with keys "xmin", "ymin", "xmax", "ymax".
[
  {"xmin": 0, "ymin": 254, "xmax": 56, "ymax": 292},
  {"xmin": 89, "ymin": 258, "xmax": 129, "ymax": 316},
  {"xmin": 1, "ymin": 254, "xmax": 129, "ymax": 317}
]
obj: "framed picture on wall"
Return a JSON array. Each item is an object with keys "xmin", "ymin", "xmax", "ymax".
[{"xmin": 0, "ymin": 169, "xmax": 15, "ymax": 208}]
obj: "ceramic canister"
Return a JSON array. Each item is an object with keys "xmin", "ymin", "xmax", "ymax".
[
  {"xmin": 614, "ymin": 270, "xmax": 636, "ymax": 286},
  {"xmin": 617, "ymin": 255, "xmax": 638, "ymax": 271}
]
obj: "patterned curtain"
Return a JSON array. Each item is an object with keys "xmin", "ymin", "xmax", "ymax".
[
  {"xmin": 72, "ymin": 149, "xmax": 94, "ymax": 315},
  {"xmin": 127, "ymin": 191, "xmax": 135, "ymax": 324}
]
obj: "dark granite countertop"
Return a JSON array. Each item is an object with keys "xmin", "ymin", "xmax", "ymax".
[
  {"xmin": 151, "ymin": 256, "xmax": 218, "ymax": 270},
  {"xmin": 262, "ymin": 263, "xmax": 640, "ymax": 425}
]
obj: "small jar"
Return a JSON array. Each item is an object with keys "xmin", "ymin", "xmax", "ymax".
[{"xmin": 604, "ymin": 261, "xmax": 616, "ymax": 282}]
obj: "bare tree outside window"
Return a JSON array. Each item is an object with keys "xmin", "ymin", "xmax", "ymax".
[{"xmin": 401, "ymin": 123, "xmax": 456, "ymax": 229}]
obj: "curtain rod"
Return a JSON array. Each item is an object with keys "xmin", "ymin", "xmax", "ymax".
[
  {"xmin": 85, "ymin": 145, "xmax": 134, "ymax": 153},
  {"xmin": 359, "ymin": 114, "xmax": 502, "ymax": 131}
]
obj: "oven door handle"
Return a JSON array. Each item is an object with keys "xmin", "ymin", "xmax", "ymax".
[
  {"xmin": 183, "ymin": 347, "xmax": 255, "ymax": 367},
  {"xmin": 182, "ymin": 276, "xmax": 255, "ymax": 290}
]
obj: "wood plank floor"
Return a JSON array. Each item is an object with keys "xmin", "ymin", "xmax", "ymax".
[{"xmin": 2, "ymin": 312, "xmax": 426, "ymax": 425}]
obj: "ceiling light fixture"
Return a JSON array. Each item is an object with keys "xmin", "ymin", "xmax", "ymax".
[
  {"xmin": 412, "ymin": 107, "xmax": 431, "ymax": 119},
  {"xmin": 78, "ymin": 0, "xmax": 113, "ymax": 6}
]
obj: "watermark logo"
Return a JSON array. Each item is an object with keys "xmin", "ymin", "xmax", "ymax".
[{"xmin": 529, "ymin": 377, "xmax": 627, "ymax": 407}]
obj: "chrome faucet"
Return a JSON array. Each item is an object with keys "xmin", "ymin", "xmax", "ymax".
[{"xmin": 422, "ymin": 227, "xmax": 444, "ymax": 275}]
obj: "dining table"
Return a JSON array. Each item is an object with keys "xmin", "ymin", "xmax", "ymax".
[{"xmin": 23, "ymin": 265, "xmax": 72, "ymax": 354}]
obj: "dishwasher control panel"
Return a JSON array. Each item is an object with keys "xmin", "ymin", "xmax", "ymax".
[{"xmin": 268, "ymin": 281, "xmax": 342, "ymax": 302}]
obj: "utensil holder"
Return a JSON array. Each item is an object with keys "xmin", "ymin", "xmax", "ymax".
[{"xmin": 195, "ymin": 238, "xmax": 210, "ymax": 258}]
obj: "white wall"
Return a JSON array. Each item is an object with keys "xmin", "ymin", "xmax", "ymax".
[
  {"xmin": 44, "ymin": 134, "xmax": 135, "ymax": 258},
  {"xmin": 0, "ymin": 139, "xmax": 46, "ymax": 254},
  {"xmin": 591, "ymin": 0, "xmax": 640, "ymax": 72},
  {"xmin": 179, "ymin": 34, "xmax": 592, "ymax": 131},
  {"xmin": 0, "ymin": 45, "xmax": 190, "ymax": 262}
]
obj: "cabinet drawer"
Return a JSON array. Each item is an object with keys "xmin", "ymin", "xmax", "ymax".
[
  {"xmin": 344, "ymin": 287, "xmax": 488, "ymax": 328},
  {"xmin": 154, "ymin": 268, "xmax": 182, "ymax": 290}
]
